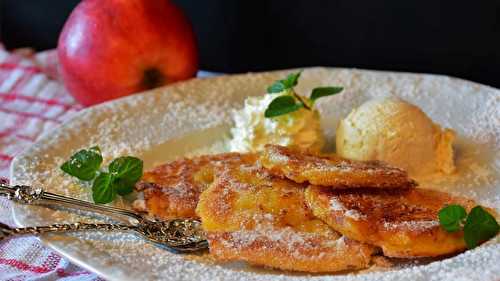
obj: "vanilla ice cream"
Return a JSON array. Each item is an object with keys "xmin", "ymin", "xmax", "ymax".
[
  {"xmin": 229, "ymin": 93, "xmax": 324, "ymax": 153},
  {"xmin": 336, "ymin": 98, "xmax": 455, "ymax": 177}
]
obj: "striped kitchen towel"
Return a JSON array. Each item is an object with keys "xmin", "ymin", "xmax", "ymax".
[{"xmin": 0, "ymin": 44, "xmax": 101, "ymax": 281}]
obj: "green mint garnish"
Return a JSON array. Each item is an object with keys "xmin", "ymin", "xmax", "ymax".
[
  {"xmin": 265, "ymin": 71, "xmax": 343, "ymax": 118},
  {"xmin": 109, "ymin": 156, "xmax": 143, "ymax": 183},
  {"xmin": 60, "ymin": 146, "xmax": 103, "ymax": 181},
  {"xmin": 310, "ymin": 86, "xmax": 344, "ymax": 103},
  {"xmin": 439, "ymin": 204, "xmax": 499, "ymax": 249},
  {"xmin": 264, "ymin": 95, "xmax": 304, "ymax": 118},
  {"xmin": 113, "ymin": 178, "xmax": 135, "ymax": 196},
  {"xmin": 438, "ymin": 204, "xmax": 467, "ymax": 232},
  {"xmin": 92, "ymin": 172, "xmax": 115, "ymax": 204},
  {"xmin": 108, "ymin": 156, "xmax": 143, "ymax": 196},
  {"xmin": 267, "ymin": 71, "xmax": 302, "ymax": 94},
  {"xmin": 463, "ymin": 206, "xmax": 500, "ymax": 248},
  {"xmin": 61, "ymin": 147, "xmax": 143, "ymax": 204}
]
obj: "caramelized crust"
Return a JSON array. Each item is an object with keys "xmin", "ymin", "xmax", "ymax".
[
  {"xmin": 305, "ymin": 185, "xmax": 478, "ymax": 258},
  {"xmin": 260, "ymin": 144, "xmax": 416, "ymax": 189},
  {"xmin": 134, "ymin": 153, "xmax": 257, "ymax": 219},
  {"xmin": 196, "ymin": 163, "xmax": 376, "ymax": 272}
]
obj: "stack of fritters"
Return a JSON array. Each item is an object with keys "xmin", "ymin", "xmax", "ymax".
[
  {"xmin": 134, "ymin": 144, "xmax": 480, "ymax": 272},
  {"xmin": 196, "ymin": 164, "xmax": 375, "ymax": 272},
  {"xmin": 261, "ymin": 145, "xmax": 477, "ymax": 258}
]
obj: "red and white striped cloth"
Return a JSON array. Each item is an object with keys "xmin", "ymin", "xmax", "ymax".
[{"xmin": 0, "ymin": 44, "xmax": 101, "ymax": 280}]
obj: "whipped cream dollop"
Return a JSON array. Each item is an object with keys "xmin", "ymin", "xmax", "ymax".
[{"xmin": 229, "ymin": 93, "xmax": 324, "ymax": 153}]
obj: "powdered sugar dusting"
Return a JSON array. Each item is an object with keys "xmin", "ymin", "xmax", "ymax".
[
  {"xmin": 330, "ymin": 199, "xmax": 365, "ymax": 220},
  {"xmin": 218, "ymin": 225, "xmax": 346, "ymax": 260},
  {"xmin": 330, "ymin": 198, "xmax": 345, "ymax": 211},
  {"xmin": 9, "ymin": 68, "xmax": 500, "ymax": 281},
  {"xmin": 383, "ymin": 220, "xmax": 440, "ymax": 231},
  {"xmin": 268, "ymin": 148, "xmax": 291, "ymax": 163},
  {"xmin": 345, "ymin": 209, "xmax": 365, "ymax": 221}
]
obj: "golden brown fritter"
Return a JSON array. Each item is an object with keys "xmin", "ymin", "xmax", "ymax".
[
  {"xmin": 196, "ymin": 163, "xmax": 376, "ymax": 272},
  {"xmin": 305, "ymin": 185, "xmax": 478, "ymax": 258},
  {"xmin": 134, "ymin": 153, "xmax": 257, "ymax": 220},
  {"xmin": 260, "ymin": 144, "xmax": 416, "ymax": 189}
]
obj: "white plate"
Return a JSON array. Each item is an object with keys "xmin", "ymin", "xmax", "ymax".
[{"xmin": 10, "ymin": 68, "xmax": 500, "ymax": 281}]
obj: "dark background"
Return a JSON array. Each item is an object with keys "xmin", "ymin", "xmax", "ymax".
[{"xmin": 2, "ymin": 0, "xmax": 499, "ymax": 88}]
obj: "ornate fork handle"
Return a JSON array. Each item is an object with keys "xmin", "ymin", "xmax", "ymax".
[
  {"xmin": 0, "ymin": 183, "xmax": 209, "ymax": 252},
  {"xmin": 0, "ymin": 221, "xmax": 133, "ymax": 242},
  {"xmin": 0, "ymin": 183, "xmax": 143, "ymax": 223}
]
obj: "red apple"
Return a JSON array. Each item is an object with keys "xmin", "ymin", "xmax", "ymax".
[{"xmin": 58, "ymin": 0, "xmax": 198, "ymax": 106}]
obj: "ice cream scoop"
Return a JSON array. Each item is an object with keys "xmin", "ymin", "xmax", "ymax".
[{"xmin": 336, "ymin": 97, "xmax": 455, "ymax": 177}]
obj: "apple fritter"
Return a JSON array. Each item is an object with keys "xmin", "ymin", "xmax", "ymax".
[
  {"xmin": 261, "ymin": 144, "xmax": 416, "ymax": 189},
  {"xmin": 134, "ymin": 153, "xmax": 257, "ymax": 220},
  {"xmin": 196, "ymin": 163, "xmax": 377, "ymax": 272},
  {"xmin": 305, "ymin": 185, "xmax": 478, "ymax": 258}
]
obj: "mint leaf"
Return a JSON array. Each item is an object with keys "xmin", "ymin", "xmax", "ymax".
[
  {"xmin": 463, "ymin": 206, "xmax": 500, "ymax": 248},
  {"xmin": 267, "ymin": 81, "xmax": 287, "ymax": 93},
  {"xmin": 310, "ymin": 86, "xmax": 343, "ymax": 102},
  {"xmin": 92, "ymin": 172, "xmax": 115, "ymax": 204},
  {"xmin": 108, "ymin": 156, "xmax": 142, "ymax": 196},
  {"xmin": 113, "ymin": 179, "xmax": 135, "ymax": 196},
  {"xmin": 61, "ymin": 146, "xmax": 102, "ymax": 181},
  {"xmin": 282, "ymin": 71, "xmax": 301, "ymax": 88},
  {"xmin": 267, "ymin": 71, "xmax": 302, "ymax": 93},
  {"xmin": 109, "ymin": 156, "xmax": 143, "ymax": 183},
  {"xmin": 439, "ymin": 204, "xmax": 467, "ymax": 232},
  {"xmin": 264, "ymin": 95, "xmax": 303, "ymax": 118}
]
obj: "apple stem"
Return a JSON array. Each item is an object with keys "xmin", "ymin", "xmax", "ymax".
[{"xmin": 142, "ymin": 68, "xmax": 166, "ymax": 90}]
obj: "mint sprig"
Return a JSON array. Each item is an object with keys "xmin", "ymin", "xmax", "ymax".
[
  {"xmin": 438, "ymin": 204, "xmax": 467, "ymax": 232},
  {"xmin": 267, "ymin": 72, "xmax": 301, "ymax": 93},
  {"xmin": 464, "ymin": 206, "xmax": 500, "ymax": 248},
  {"xmin": 60, "ymin": 146, "xmax": 102, "ymax": 181},
  {"xmin": 265, "ymin": 71, "xmax": 343, "ymax": 118},
  {"xmin": 109, "ymin": 156, "xmax": 143, "ymax": 183},
  {"xmin": 92, "ymin": 172, "xmax": 116, "ymax": 204},
  {"xmin": 310, "ymin": 86, "xmax": 344, "ymax": 103},
  {"xmin": 439, "ymin": 204, "xmax": 499, "ymax": 248},
  {"xmin": 92, "ymin": 156, "xmax": 143, "ymax": 204},
  {"xmin": 61, "ymin": 147, "xmax": 143, "ymax": 204},
  {"xmin": 264, "ymin": 96, "xmax": 304, "ymax": 117},
  {"xmin": 108, "ymin": 156, "xmax": 143, "ymax": 197}
]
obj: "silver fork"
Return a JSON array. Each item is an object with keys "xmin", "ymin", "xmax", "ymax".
[
  {"xmin": 0, "ymin": 183, "xmax": 208, "ymax": 252},
  {"xmin": 0, "ymin": 220, "xmax": 207, "ymax": 252}
]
